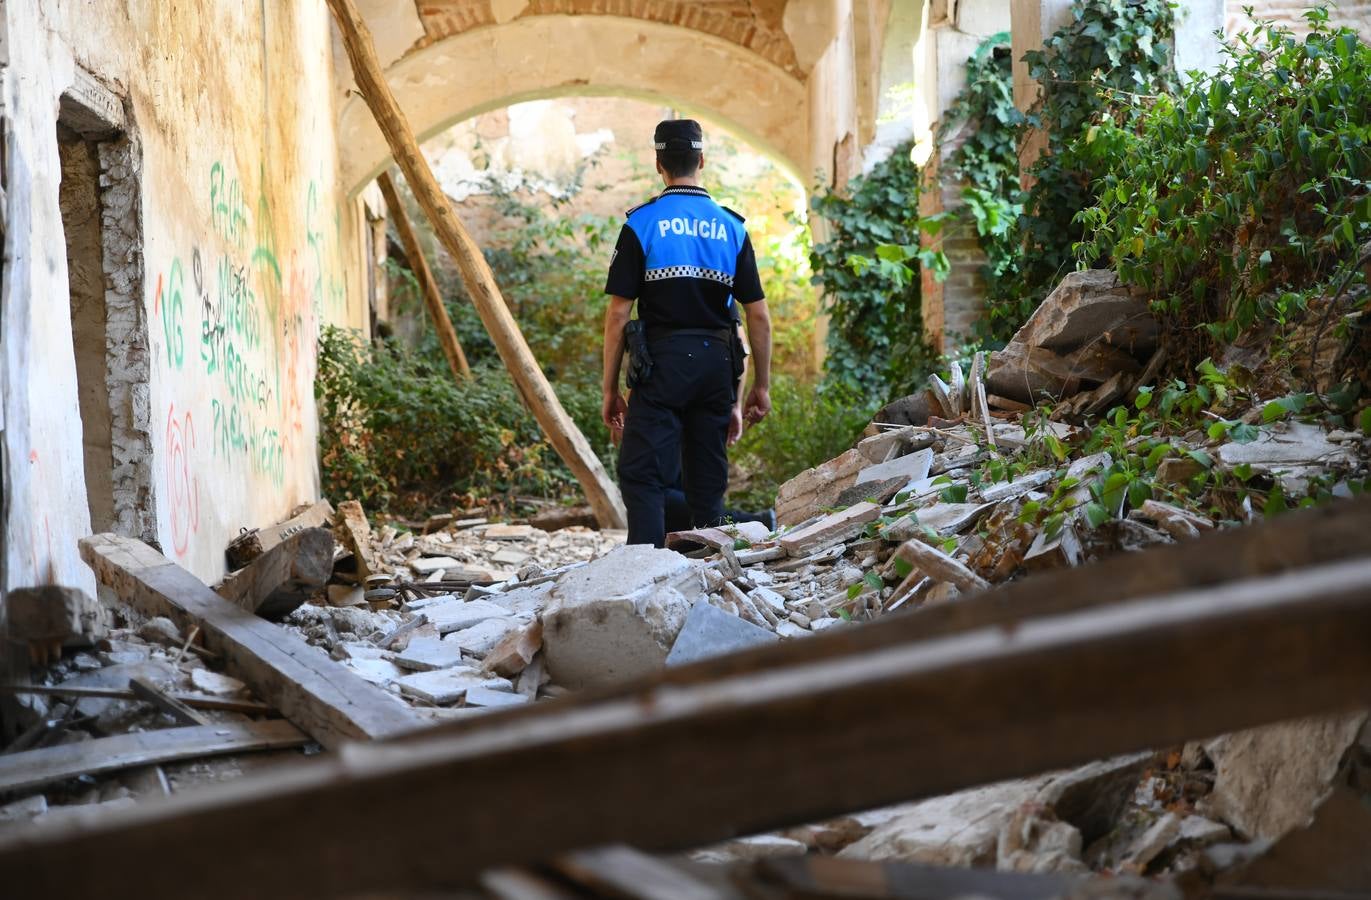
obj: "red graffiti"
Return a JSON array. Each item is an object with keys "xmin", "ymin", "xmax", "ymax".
[
  {"xmin": 154, "ymin": 272, "xmax": 163, "ymax": 315},
  {"xmin": 166, "ymin": 405, "xmax": 200, "ymax": 556}
]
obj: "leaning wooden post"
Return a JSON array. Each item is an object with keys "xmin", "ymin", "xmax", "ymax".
[
  {"xmin": 376, "ymin": 172, "xmax": 472, "ymax": 381},
  {"xmin": 327, "ymin": 0, "xmax": 627, "ymax": 529}
]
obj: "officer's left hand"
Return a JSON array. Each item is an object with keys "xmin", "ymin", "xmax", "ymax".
[
  {"xmin": 602, "ymin": 390, "xmax": 628, "ymax": 445},
  {"xmin": 727, "ymin": 406, "xmax": 744, "ymax": 446}
]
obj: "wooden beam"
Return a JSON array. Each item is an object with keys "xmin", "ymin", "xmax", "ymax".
[
  {"xmin": 215, "ymin": 526, "xmax": 333, "ymax": 619},
  {"xmin": 0, "ymin": 720, "xmax": 306, "ymax": 796},
  {"xmin": 5, "ymin": 554, "xmax": 1370, "ymax": 897},
  {"xmin": 0, "ymin": 683, "xmax": 270, "ymax": 715},
  {"xmin": 79, "ymin": 534, "xmax": 422, "ymax": 747},
  {"xmin": 128, "ymin": 677, "xmax": 210, "ymax": 727},
  {"xmin": 225, "ymin": 500, "xmax": 333, "ymax": 572},
  {"xmin": 326, "ymin": 0, "xmax": 626, "ymax": 529},
  {"xmin": 376, "ymin": 171, "xmax": 471, "ymax": 380}
]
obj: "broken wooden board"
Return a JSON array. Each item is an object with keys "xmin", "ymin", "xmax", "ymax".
[
  {"xmin": 80, "ymin": 534, "xmax": 421, "ymax": 747},
  {"xmin": 8, "ymin": 552, "xmax": 1371, "ymax": 898},
  {"xmin": 224, "ymin": 500, "xmax": 333, "ymax": 572},
  {"xmin": 0, "ymin": 682, "xmax": 270, "ymax": 714},
  {"xmin": 216, "ymin": 527, "xmax": 334, "ymax": 620},
  {"xmin": 129, "ymin": 677, "xmax": 210, "ymax": 727},
  {"xmin": 778, "ymin": 503, "xmax": 881, "ymax": 557},
  {"xmin": 927, "ymin": 373, "xmax": 956, "ymax": 418},
  {"xmin": 336, "ymin": 500, "xmax": 381, "ymax": 580},
  {"xmin": 0, "ymin": 720, "xmax": 306, "ymax": 796}
]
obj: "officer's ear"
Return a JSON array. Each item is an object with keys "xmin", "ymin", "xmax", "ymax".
[{"xmin": 697, "ymin": 152, "xmax": 705, "ymax": 173}]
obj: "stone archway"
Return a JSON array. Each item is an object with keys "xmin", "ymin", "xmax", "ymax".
[{"xmin": 337, "ymin": 14, "xmax": 811, "ymax": 195}]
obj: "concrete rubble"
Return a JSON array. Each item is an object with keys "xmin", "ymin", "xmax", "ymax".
[{"xmin": 2, "ymin": 273, "xmax": 1367, "ymax": 894}]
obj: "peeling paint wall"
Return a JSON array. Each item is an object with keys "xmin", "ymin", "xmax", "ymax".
[{"xmin": 2, "ymin": 1, "xmax": 367, "ymax": 591}]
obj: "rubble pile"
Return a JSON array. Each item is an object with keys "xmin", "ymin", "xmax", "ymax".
[{"xmin": 2, "ymin": 269, "xmax": 1367, "ymax": 890}]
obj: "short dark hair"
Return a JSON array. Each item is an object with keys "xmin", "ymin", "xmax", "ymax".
[{"xmin": 656, "ymin": 149, "xmax": 702, "ymax": 179}]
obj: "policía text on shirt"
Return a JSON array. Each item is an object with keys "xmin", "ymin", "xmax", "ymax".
[{"xmin": 656, "ymin": 217, "xmax": 730, "ymax": 240}]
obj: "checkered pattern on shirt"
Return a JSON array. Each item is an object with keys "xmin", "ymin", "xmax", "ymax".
[{"xmin": 644, "ymin": 265, "xmax": 735, "ymax": 286}]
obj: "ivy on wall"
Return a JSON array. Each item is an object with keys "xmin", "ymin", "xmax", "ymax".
[
  {"xmin": 811, "ymin": 141, "xmax": 939, "ymax": 399},
  {"xmin": 924, "ymin": 0, "xmax": 1177, "ymax": 346}
]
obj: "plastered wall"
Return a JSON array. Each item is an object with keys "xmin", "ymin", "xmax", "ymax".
[{"xmin": 2, "ymin": 1, "xmax": 368, "ymax": 591}]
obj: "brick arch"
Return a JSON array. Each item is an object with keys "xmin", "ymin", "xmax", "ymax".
[
  {"xmin": 415, "ymin": 0, "xmax": 803, "ymax": 77},
  {"xmin": 337, "ymin": 15, "xmax": 810, "ymax": 195}
]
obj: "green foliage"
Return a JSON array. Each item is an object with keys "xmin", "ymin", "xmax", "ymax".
[
  {"xmin": 935, "ymin": 34, "xmax": 1025, "ymax": 342},
  {"xmin": 1012, "ymin": 0, "xmax": 1178, "ymax": 330},
  {"xmin": 315, "ymin": 326, "xmax": 612, "ymax": 515},
  {"xmin": 930, "ymin": 1, "xmax": 1176, "ymax": 345},
  {"xmin": 729, "ymin": 376, "xmax": 877, "ymax": 510},
  {"xmin": 1007, "ymin": 357, "xmax": 1343, "ymax": 533},
  {"xmin": 1077, "ymin": 10, "xmax": 1371, "ymax": 361},
  {"xmin": 811, "ymin": 141, "xmax": 940, "ymax": 399}
]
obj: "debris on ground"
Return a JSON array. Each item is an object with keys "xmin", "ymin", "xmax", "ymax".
[{"xmin": 1, "ymin": 271, "xmax": 1366, "ymax": 892}]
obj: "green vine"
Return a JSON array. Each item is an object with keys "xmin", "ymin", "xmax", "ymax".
[
  {"xmin": 1010, "ymin": 0, "xmax": 1178, "ymax": 323},
  {"xmin": 925, "ymin": 0, "xmax": 1176, "ymax": 346},
  {"xmin": 811, "ymin": 141, "xmax": 939, "ymax": 399}
]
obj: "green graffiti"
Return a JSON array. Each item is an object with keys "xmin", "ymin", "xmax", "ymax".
[
  {"xmin": 209, "ymin": 162, "xmax": 249, "ymax": 249},
  {"xmin": 159, "ymin": 260, "xmax": 185, "ymax": 369}
]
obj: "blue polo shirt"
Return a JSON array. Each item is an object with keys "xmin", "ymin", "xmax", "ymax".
[{"xmin": 604, "ymin": 185, "xmax": 765, "ymax": 331}]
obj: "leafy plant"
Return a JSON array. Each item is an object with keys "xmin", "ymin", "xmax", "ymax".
[
  {"xmin": 1076, "ymin": 9, "xmax": 1371, "ymax": 364},
  {"xmin": 810, "ymin": 141, "xmax": 940, "ymax": 399},
  {"xmin": 316, "ymin": 326, "xmax": 612, "ymax": 515},
  {"xmin": 927, "ymin": 1, "xmax": 1176, "ymax": 346}
]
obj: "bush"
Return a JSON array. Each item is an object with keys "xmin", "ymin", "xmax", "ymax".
[
  {"xmin": 728, "ymin": 376, "xmax": 876, "ymax": 510},
  {"xmin": 315, "ymin": 326, "xmax": 613, "ymax": 515},
  {"xmin": 1077, "ymin": 10, "xmax": 1371, "ymax": 362}
]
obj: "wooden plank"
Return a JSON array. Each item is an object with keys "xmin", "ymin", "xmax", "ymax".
[
  {"xmin": 0, "ymin": 720, "xmax": 306, "ymax": 795},
  {"xmin": 128, "ymin": 677, "xmax": 210, "ymax": 727},
  {"xmin": 216, "ymin": 527, "xmax": 333, "ymax": 619},
  {"xmin": 553, "ymin": 846, "xmax": 725, "ymax": 900},
  {"xmin": 0, "ymin": 683, "xmax": 270, "ymax": 714},
  {"xmin": 335, "ymin": 500, "xmax": 380, "ymax": 581},
  {"xmin": 225, "ymin": 500, "xmax": 333, "ymax": 572},
  {"xmin": 376, "ymin": 171, "xmax": 471, "ymax": 380},
  {"xmin": 326, "ymin": 0, "xmax": 626, "ymax": 530},
  {"xmin": 5, "ymin": 553, "xmax": 1371, "ymax": 898},
  {"xmin": 79, "ymin": 534, "xmax": 421, "ymax": 747},
  {"xmin": 752, "ymin": 855, "xmax": 1122, "ymax": 900}
]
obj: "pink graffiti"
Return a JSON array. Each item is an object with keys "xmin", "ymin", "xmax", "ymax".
[{"xmin": 166, "ymin": 405, "xmax": 200, "ymax": 556}]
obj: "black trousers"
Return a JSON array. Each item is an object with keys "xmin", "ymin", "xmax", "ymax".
[{"xmin": 618, "ymin": 333, "xmax": 733, "ymax": 547}]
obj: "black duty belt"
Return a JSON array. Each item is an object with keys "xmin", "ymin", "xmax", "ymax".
[{"xmin": 646, "ymin": 327, "xmax": 732, "ymax": 344}]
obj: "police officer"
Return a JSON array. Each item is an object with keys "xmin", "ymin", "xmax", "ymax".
[{"xmin": 601, "ymin": 118, "xmax": 773, "ymax": 547}]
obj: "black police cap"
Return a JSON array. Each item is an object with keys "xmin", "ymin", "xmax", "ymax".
[{"xmin": 654, "ymin": 118, "xmax": 703, "ymax": 151}]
